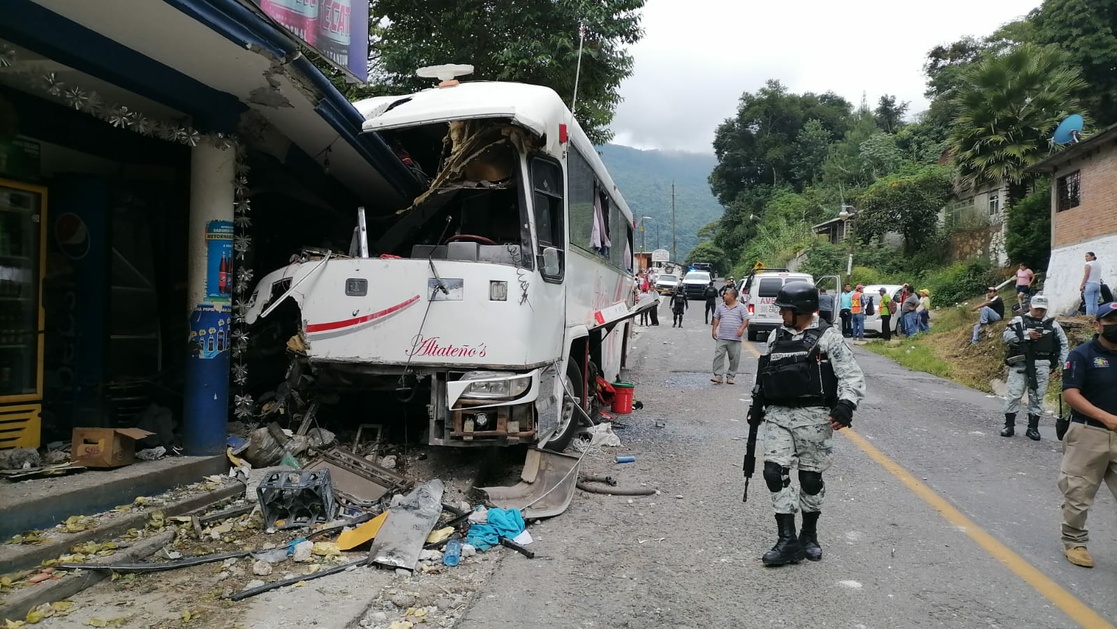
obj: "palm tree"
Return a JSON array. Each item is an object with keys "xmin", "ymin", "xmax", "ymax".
[{"xmin": 947, "ymin": 44, "xmax": 1087, "ymax": 205}]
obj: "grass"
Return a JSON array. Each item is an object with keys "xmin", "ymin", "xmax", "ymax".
[{"xmin": 866, "ymin": 341, "xmax": 953, "ymax": 379}]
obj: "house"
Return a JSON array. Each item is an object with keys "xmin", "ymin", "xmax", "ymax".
[
  {"xmin": 1029, "ymin": 123, "xmax": 1117, "ymax": 315},
  {"xmin": 812, "ymin": 213, "xmax": 855, "ymax": 245},
  {"xmin": 940, "ymin": 181, "xmax": 1009, "ymax": 265}
]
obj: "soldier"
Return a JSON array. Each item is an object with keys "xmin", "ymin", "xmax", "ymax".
[
  {"xmin": 1000, "ymin": 294, "xmax": 1069, "ymax": 440},
  {"xmin": 670, "ymin": 285, "xmax": 689, "ymax": 328},
  {"xmin": 748, "ymin": 283, "xmax": 866, "ymax": 566}
]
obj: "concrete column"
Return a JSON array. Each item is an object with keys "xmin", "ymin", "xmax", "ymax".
[{"xmin": 183, "ymin": 143, "xmax": 235, "ymax": 455}]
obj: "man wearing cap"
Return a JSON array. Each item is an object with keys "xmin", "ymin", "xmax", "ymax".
[
  {"xmin": 1059, "ymin": 302, "xmax": 1117, "ymax": 568},
  {"xmin": 1000, "ymin": 294, "xmax": 1069, "ymax": 440}
]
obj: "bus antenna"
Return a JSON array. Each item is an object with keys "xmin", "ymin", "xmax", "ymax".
[{"xmin": 570, "ymin": 21, "xmax": 586, "ymax": 117}]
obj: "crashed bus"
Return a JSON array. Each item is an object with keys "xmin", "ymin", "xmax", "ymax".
[{"xmin": 244, "ymin": 73, "xmax": 649, "ymax": 452}]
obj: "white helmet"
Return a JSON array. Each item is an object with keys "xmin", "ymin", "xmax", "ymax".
[{"xmin": 1030, "ymin": 294, "xmax": 1049, "ymax": 310}]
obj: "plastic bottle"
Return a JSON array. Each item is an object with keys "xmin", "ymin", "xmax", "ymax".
[{"xmin": 443, "ymin": 537, "xmax": 462, "ymax": 567}]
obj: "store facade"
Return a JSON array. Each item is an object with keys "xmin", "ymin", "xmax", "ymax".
[{"xmin": 0, "ymin": 0, "xmax": 415, "ymax": 454}]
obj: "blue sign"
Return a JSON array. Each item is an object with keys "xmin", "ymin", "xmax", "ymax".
[{"xmin": 189, "ymin": 304, "xmax": 231, "ymax": 360}]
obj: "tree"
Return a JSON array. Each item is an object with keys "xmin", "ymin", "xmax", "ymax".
[
  {"xmin": 855, "ymin": 165, "xmax": 953, "ymax": 254},
  {"xmin": 947, "ymin": 44, "xmax": 1086, "ymax": 205},
  {"xmin": 858, "ymin": 132, "xmax": 906, "ymax": 180},
  {"xmin": 873, "ymin": 95, "xmax": 909, "ymax": 133},
  {"xmin": 710, "ymin": 81, "xmax": 852, "ymax": 206},
  {"xmin": 685, "ymin": 242, "xmax": 730, "ymax": 277},
  {"xmin": 791, "ymin": 119, "xmax": 832, "ymax": 186},
  {"xmin": 364, "ymin": 0, "xmax": 646, "ymax": 144},
  {"xmin": 1033, "ymin": 0, "xmax": 1117, "ymax": 126},
  {"xmin": 1004, "ymin": 179, "xmax": 1053, "ymax": 271}
]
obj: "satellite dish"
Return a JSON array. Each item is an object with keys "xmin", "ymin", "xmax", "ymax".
[
  {"xmin": 416, "ymin": 64, "xmax": 474, "ymax": 83},
  {"xmin": 1053, "ymin": 114, "xmax": 1084, "ymax": 145}
]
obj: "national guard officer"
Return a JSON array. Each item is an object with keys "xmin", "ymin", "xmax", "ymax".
[
  {"xmin": 747, "ymin": 283, "xmax": 866, "ymax": 566},
  {"xmin": 1000, "ymin": 294, "xmax": 1069, "ymax": 440},
  {"xmin": 1058, "ymin": 302, "xmax": 1117, "ymax": 568}
]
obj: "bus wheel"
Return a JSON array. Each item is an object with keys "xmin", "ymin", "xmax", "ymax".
[{"xmin": 545, "ymin": 361, "xmax": 584, "ymax": 452}]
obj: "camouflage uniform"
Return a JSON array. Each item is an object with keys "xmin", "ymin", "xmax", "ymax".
[
  {"xmin": 761, "ymin": 317, "xmax": 866, "ymax": 514},
  {"xmin": 1001, "ymin": 315, "xmax": 1069, "ymax": 417}
]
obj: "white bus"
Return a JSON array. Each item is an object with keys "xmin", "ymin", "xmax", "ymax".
[{"xmin": 244, "ymin": 79, "xmax": 647, "ymax": 451}]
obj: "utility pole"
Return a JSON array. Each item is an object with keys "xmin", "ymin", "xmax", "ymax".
[{"xmin": 671, "ymin": 182, "xmax": 677, "ymax": 262}]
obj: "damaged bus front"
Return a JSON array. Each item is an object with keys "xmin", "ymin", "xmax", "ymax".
[{"xmin": 245, "ymin": 81, "xmax": 643, "ymax": 451}]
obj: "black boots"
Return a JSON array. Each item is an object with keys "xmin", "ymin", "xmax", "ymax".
[
  {"xmin": 1026, "ymin": 415, "xmax": 1041, "ymax": 441},
  {"xmin": 1001, "ymin": 413, "xmax": 1016, "ymax": 437},
  {"xmin": 799, "ymin": 511, "xmax": 822, "ymax": 561},
  {"xmin": 762, "ymin": 514, "xmax": 805, "ymax": 566}
]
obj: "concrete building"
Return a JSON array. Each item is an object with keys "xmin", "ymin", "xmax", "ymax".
[{"xmin": 1029, "ymin": 123, "xmax": 1117, "ymax": 315}]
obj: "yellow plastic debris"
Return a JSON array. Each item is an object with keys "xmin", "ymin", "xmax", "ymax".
[
  {"xmin": 5, "ymin": 619, "xmax": 26, "ymax": 628},
  {"xmin": 425, "ymin": 527, "xmax": 453, "ymax": 544},
  {"xmin": 50, "ymin": 602, "xmax": 72, "ymax": 613},
  {"xmin": 304, "ymin": 564, "xmax": 321, "ymax": 575},
  {"xmin": 335, "ymin": 512, "xmax": 388, "ymax": 551},
  {"xmin": 294, "ymin": 581, "xmax": 307, "ymax": 587},
  {"xmin": 311, "ymin": 542, "xmax": 340, "ymax": 557},
  {"xmin": 387, "ymin": 622, "xmax": 413, "ymax": 629}
]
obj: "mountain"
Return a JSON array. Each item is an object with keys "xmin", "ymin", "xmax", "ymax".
[{"xmin": 596, "ymin": 144, "xmax": 724, "ymax": 263}]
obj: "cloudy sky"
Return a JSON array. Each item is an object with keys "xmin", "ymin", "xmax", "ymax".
[{"xmin": 609, "ymin": 0, "xmax": 1042, "ymax": 153}]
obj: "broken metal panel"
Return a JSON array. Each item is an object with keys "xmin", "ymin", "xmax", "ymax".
[
  {"xmin": 256, "ymin": 469, "xmax": 337, "ymax": 529},
  {"xmin": 480, "ymin": 449, "xmax": 581, "ymax": 520},
  {"xmin": 303, "ymin": 449, "xmax": 411, "ymax": 508},
  {"xmin": 368, "ymin": 479, "xmax": 445, "ymax": 571}
]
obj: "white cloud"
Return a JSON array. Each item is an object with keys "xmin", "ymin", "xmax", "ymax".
[{"xmin": 608, "ymin": 0, "xmax": 1042, "ymax": 152}]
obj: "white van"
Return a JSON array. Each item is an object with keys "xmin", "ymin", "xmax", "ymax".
[{"xmin": 736, "ymin": 269, "xmax": 815, "ymax": 341}]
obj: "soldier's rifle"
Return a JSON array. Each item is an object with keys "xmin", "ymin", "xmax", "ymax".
[
  {"xmin": 1014, "ymin": 322, "xmax": 1040, "ymax": 399},
  {"xmin": 743, "ymin": 356, "xmax": 769, "ymax": 503}
]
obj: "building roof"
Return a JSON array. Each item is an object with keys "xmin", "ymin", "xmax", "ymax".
[{"xmin": 1029, "ymin": 122, "xmax": 1117, "ymax": 174}]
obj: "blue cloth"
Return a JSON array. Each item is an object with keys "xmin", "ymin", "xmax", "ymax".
[
  {"xmin": 851, "ymin": 313, "xmax": 865, "ymax": 339},
  {"xmin": 465, "ymin": 508, "xmax": 526, "ymax": 551}
]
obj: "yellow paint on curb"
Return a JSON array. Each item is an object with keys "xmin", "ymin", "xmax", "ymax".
[{"xmin": 741, "ymin": 338, "xmax": 1114, "ymax": 628}]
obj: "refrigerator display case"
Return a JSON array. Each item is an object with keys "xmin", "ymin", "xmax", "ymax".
[{"xmin": 0, "ymin": 179, "xmax": 45, "ymax": 449}]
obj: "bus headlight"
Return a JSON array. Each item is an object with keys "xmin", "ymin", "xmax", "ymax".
[{"xmin": 459, "ymin": 372, "xmax": 531, "ymax": 400}]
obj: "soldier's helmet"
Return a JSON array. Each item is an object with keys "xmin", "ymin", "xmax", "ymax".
[{"xmin": 773, "ymin": 282, "xmax": 819, "ymax": 315}]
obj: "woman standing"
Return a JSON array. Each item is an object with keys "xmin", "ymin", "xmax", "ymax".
[{"xmin": 1080, "ymin": 252, "xmax": 1102, "ymax": 316}]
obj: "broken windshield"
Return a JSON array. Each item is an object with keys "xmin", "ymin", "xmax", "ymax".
[{"xmin": 370, "ymin": 119, "xmax": 535, "ymax": 268}]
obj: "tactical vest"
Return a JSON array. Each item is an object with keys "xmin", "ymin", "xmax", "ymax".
[
  {"xmin": 759, "ymin": 321, "xmax": 840, "ymax": 408},
  {"xmin": 1009, "ymin": 316, "xmax": 1059, "ymax": 362}
]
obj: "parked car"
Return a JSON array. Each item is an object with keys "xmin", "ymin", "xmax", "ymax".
[
  {"xmin": 736, "ymin": 269, "xmax": 814, "ymax": 341},
  {"xmin": 862, "ymin": 284, "xmax": 905, "ymax": 336},
  {"xmin": 681, "ymin": 270, "xmax": 712, "ymax": 299},
  {"xmin": 655, "ymin": 273, "xmax": 680, "ymax": 295}
]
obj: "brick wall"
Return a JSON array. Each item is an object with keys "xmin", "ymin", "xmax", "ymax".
[{"xmin": 1052, "ymin": 140, "xmax": 1117, "ymax": 249}]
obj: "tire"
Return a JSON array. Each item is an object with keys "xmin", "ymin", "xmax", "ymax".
[
  {"xmin": 544, "ymin": 360, "xmax": 584, "ymax": 452},
  {"xmin": 747, "ymin": 329, "xmax": 758, "ymax": 342}
]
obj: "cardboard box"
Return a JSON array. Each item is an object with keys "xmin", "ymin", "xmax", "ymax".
[{"xmin": 70, "ymin": 427, "xmax": 154, "ymax": 468}]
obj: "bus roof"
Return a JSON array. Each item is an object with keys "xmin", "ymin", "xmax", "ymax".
[{"xmin": 355, "ymin": 82, "xmax": 632, "ymax": 225}]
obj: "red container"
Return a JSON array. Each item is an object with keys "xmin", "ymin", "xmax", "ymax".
[{"xmin": 611, "ymin": 383, "xmax": 635, "ymax": 414}]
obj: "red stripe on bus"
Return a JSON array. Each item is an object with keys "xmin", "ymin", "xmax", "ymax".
[{"xmin": 305, "ymin": 295, "xmax": 421, "ymax": 333}]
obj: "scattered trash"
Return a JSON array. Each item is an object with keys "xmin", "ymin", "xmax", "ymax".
[
  {"xmin": 615, "ymin": 456, "xmax": 636, "ymax": 464},
  {"xmin": 291, "ymin": 540, "xmax": 314, "ymax": 562},
  {"xmin": 0, "ymin": 447, "xmax": 41, "ymax": 470},
  {"xmin": 442, "ymin": 537, "xmax": 461, "ymax": 567},
  {"xmin": 257, "ymin": 469, "xmax": 337, "ymax": 530},
  {"xmin": 577, "ymin": 474, "xmax": 656, "ymax": 496},
  {"xmin": 303, "ymin": 448, "xmax": 410, "ymax": 509},
  {"xmin": 499, "ymin": 536, "xmax": 534, "ymax": 559},
  {"xmin": 425, "ymin": 527, "xmax": 454, "ymax": 545},
  {"xmin": 467, "ymin": 508, "xmax": 488, "ymax": 525},
  {"xmin": 335, "ymin": 511, "xmax": 388, "ymax": 551},
  {"xmin": 464, "ymin": 507, "xmax": 525, "ymax": 551},
  {"xmin": 252, "ymin": 559, "xmax": 272, "ymax": 576},
  {"xmin": 369, "ymin": 480, "xmax": 446, "ymax": 571},
  {"xmin": 136, "ymin": 446, "xmax": 167, "ymax": 461},
  {"xmin": 573, "ymin": 423, "xmax": 622, "ymax": 452},
  {"xmin": 70, "ymin": 427, "xmax": 154, "ymax": 468}
]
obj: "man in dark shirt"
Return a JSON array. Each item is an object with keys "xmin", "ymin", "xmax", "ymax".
[
  {"xmin": 1058, "ymin": 302, "xmax": 1117, "ymax": 568},
  {"xmin": 971, "ymin": 287, "xmax": 1005, "ymax": 344}
]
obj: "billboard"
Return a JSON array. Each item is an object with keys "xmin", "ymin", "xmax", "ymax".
[
  {"xmin": 253, "ymin": 0, "xmax": 370, "ymax": 81},
  {"xmin": 651, "ymin": 249, "xmax": 670, "ymax": 263}
]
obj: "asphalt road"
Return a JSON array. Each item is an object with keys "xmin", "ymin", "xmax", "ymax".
[{"xmin": 460, "ymin": 302, "xmax": 1117, "ymax": 628}]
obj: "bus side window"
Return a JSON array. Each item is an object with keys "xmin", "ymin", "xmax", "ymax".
[{"xmin": 532, "ymin": 157, "xmax": 565, "ymax": 282}]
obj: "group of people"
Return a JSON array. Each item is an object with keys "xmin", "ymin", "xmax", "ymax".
[
  {"xmin": 734, "ymin": 278, "xmax": 1117, "ymax": 573},
  {"xmin": 836, "ymin": 283, "xmax": 930, "ymax": 341}
]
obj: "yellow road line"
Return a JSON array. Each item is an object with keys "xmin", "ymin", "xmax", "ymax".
[{"xmin": 740, "ymin": 339, "xmax": 1114, "ymax": 629}]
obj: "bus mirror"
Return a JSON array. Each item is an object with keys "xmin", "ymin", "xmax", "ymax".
[{"xmin": 542, "ymin": 247, "xmax": 561, "ymax": 277}]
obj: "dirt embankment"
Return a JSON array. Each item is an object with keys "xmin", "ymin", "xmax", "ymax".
[{"xmin": 923, "ymin": 311, "xmax": 1097, "ymax": 400}]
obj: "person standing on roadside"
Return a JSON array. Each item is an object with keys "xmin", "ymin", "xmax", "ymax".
[
  {"xmin": 710, "ymin": 288, "xmax": 748, "ymax": 385},
  {"xmin": 1080, "ymin": 252, "xmax": 1103, "ymax": 317},
  {"xmin": 839, "ymin": 284, "xmax": 853, "ymax": 337},
  {"xmin": 671, "ymin": 285, "xmax": 689, "ymax": 328},
  {"xmin": 1015, "ymin": 262, "xmax": 1035, "ymax": 310},
  {"xmin": 703, "ymin": 280, "xmax": 719, "ymax": 324},
  {"xmin": 878, "ymin": 287, "xmax": 892, "ymax": 341},
  {"xmin": 1058, "ymin": 302, "xmax": 1117, "ymax": 569},
  {"xmin": 850, "ymin": 285, "xmax": 865, "ymax": 340},
  {"xmin": 748, "ymin": 283, "xmax": 866, "ymax": 566},
  {"xmin": 1000, "ymin": 294, "xmax": 1068, "ymax": 440}
]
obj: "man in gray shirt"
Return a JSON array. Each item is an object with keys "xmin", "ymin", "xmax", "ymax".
[{"xmin": 711, "ymin": 288, "xmax": 750, "ymax": 384}]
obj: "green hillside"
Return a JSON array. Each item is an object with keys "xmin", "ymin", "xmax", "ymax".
[{"xmin": 596, "ymin": 144, "xmax": 723, "ymax": 263}]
